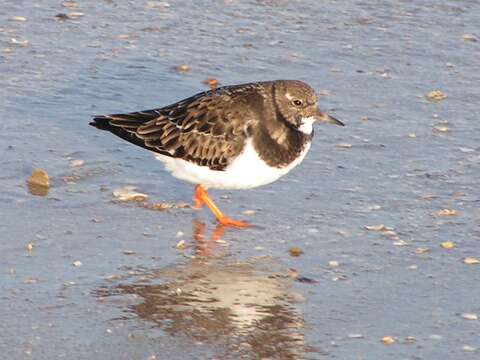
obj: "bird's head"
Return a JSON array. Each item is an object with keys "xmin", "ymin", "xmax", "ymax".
[{"xmin": 273, "ymin": 80, "xmax": 344, "ymax": 134}]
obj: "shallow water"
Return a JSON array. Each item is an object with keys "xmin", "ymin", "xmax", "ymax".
[{"xmin": 1, "ymin": 1, "xmax": 480, "ymax": 359}]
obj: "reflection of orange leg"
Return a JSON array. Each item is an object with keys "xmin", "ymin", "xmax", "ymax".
[
  {"xmin": 192, "ymin": 184, "xmax": 252, "ymax": 228},
  {"xmin": 192, "ymin": 219, "xmax": 211, "ymax": 256},
  {"xmin": 192, "ymin": 221, "xmax": 226, "ymax": 256}
]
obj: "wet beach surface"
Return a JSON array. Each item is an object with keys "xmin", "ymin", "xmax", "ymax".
[{"xmin": 1, "ymin": 1, "xmax": 480, "ymax": 359}]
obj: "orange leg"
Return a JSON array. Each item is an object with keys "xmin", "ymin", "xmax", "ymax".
[{"xmin": 192, "ymin": 184, "xmax": 252, "ymax": 228}]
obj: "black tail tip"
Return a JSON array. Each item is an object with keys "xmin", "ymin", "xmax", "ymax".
[{"xmin": 90, "ymin": 116, "xmax": 110, "ymax": 130}]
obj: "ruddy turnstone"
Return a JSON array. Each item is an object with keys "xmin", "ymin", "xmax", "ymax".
[{"xmin": 91, "ymin": 80, "xmax": 343, "ymax": 227}]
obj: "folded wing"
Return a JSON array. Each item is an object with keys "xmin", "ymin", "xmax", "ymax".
[{"xmin": 91, "ymin": 87, "xmax": 256, "ymax": 170}]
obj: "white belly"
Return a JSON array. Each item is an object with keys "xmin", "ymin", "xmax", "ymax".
[{"xmin": 154, "ymin": 139, "xmax": 311, "ymax": 190}]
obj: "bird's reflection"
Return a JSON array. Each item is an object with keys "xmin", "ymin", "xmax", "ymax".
[{"xmin": 95, "ymin": 220, "xmax": 314, "ymax": 359}]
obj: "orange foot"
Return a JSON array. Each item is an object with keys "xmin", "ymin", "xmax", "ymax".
[
  {"xmin": 217, "ymin": 216, "xmax": 252, "ymax": 228},
  {"xmin": 193, "ymin": 184, "xmax": 252, "ymax": 228}
]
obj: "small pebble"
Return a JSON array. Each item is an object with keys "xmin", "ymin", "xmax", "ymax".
[
  {"xmin": 328, "ymin": 261, "xmax": 340, "ymax": 268},
  {"xmin": 462, "ymin": 313, "xmax": 478, "ymax": 320},
  {"xmin": 463, "ymin": 345, "xmax": 477, "ymax": 352},
  {"xmin": 432, "ymin": 209, "xmax": 457, "ymax": 217},
  {"xmin": 54, "ymin": 13, "xmax": 71, "ymax": 21},
  {"xmin": 365, "ymin": 224, "xmax": 387, "ymax": 232},
  {"xmin": 405, "ymin": 336, "xmax": 416, "ymax": 343},
  {"xmin": 175, "ymin": 64, "xmax": 190, "ymax": 73},
  {"xmin": 381, "ymin": 336, "xmax": 395, "ymax": 345},
  {"xmin": 141, "ymin": 202, "xmax": 173, "ymax": 211},
  {"xmin": 463, "ymin": 33, "xmax": 478, "ymax": 42},
  {"xmin": 175, "ymin": 240, "xmax": 186, "ymax": 250},
  {"xmin": 113, "ymin": 186, "xmax": 148, "ymax": 202},
  {"xmin": 242, "ymin": 209, "xmax": 256, "ymax": 215},
  {"xmin": 175, "ymin": 231, "xmax": 184, "ymax": 238},
  {"xmin": 425, "ymin": 90, "xmax": 446, "ymax": 101},
  {"xmin": 10, "ymin": 38, "xmax": 29, "ymax": 47},
  {"xmin": 408, "ymin": 133, "xmax": 417, "ymax": 138},
  {"xmin": 441, "ymin": 241, "xmax": 455, "ymax": 249},
  {"xmin": 122, "ymin": 250, "xmax": 136, "ymax": 255},
  {"xmin": 62, "ymin": 1, "xmax": 78, "ymax": 8},
  {"xmin": 25, "ymin": 243, "xmax": 33, "ymax": 252},
  {"xmin": 9, "ymin": 16, "xmax": 27, "ymax": 21},
  {"xmin": 433, "ymin": 125, "xmax": 449, "ymax": 133},
  {"xmin": 463, "ymin": 257, "xmax": 479, "ymax": 265},
  {"xmin": 70, "ymin": 159, "xmax": 85, "ymax": 167},
  {"xmin": 67, "ymin": 12, "xmax": 84, "ymax": 18},
  {"xmin": 336, "ymin": 143, "xmax": 352, "ymax": 148},
  {"xmin": 72, "ymin": 260, "xmax": 82, "ymax": 267},
  {"xmin": 415, "ymin": 247, "xmax": 430, "ymax": 254}
]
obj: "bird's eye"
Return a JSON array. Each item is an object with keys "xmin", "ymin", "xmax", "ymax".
[{"xmin": 293, "ymin": 99, "xmax": 303, "ymax": 106}]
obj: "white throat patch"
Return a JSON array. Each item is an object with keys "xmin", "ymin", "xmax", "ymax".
[{"xmin": 298, "ymin": 117, "xmax": 315, "ymax": 134}]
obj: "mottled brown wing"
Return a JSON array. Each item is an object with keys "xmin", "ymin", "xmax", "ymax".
[{"xmin": 91, "ymin": 84, "xmax": 261, "ymax": 170}]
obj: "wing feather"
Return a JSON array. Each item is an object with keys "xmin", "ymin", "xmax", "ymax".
[{"xmin": 90, "ymin": 83, "xmax": 265, "ymax": 170}]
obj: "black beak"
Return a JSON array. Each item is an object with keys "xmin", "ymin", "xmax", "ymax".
[{"xmin": 313, "ymin": 108, "xmax": 344, "ymax": 126}]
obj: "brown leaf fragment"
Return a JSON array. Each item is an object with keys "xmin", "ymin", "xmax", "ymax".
[
  {"xmin": 288, "ymin": 247, "xmax": 303, "ymax": 257},
  {"xmin": 203, "ymin": 78, "xmax": 219, "ymax": 89}
]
